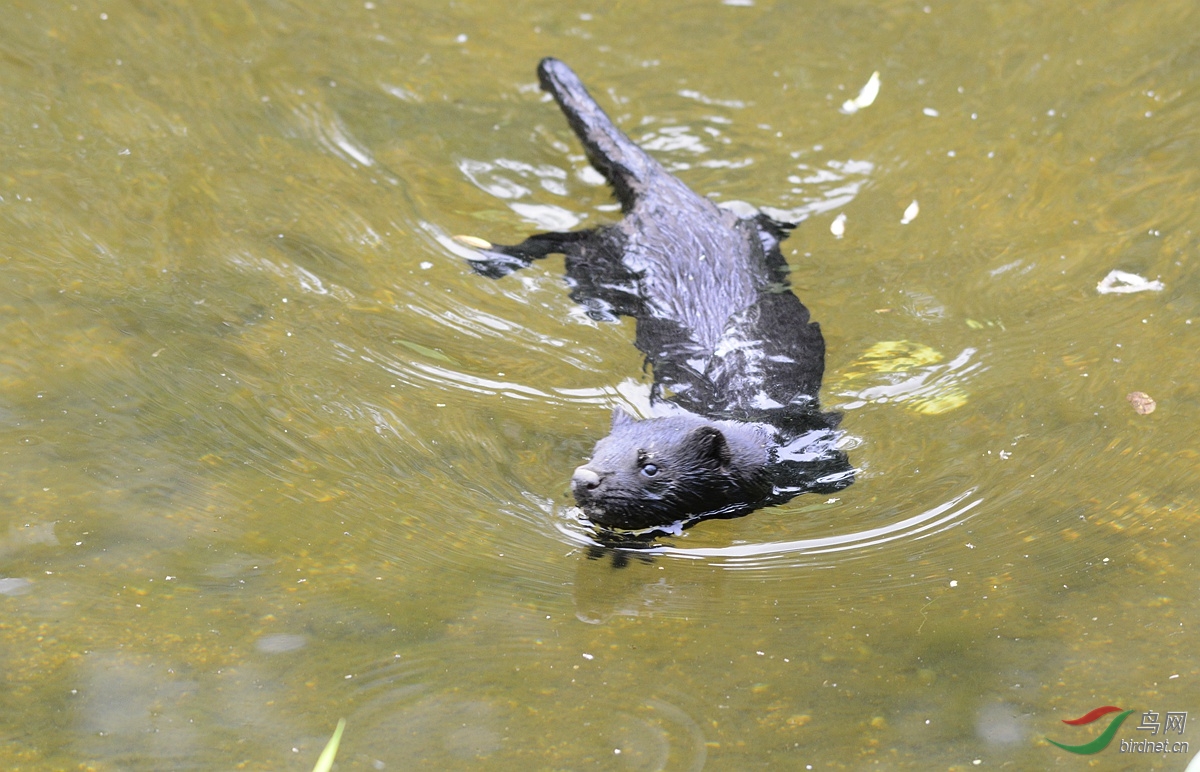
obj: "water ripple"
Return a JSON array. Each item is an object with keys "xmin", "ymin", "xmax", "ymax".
[{"xmin": 554, "ymin": 488, "xmax": 984, "ymax": 571}]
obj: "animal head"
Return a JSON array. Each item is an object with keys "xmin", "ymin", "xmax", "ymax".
[{"xmin": 571, "ymin": 409, "xmax": 769, "ymax": 530}]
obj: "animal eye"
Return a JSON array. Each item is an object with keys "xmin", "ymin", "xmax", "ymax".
[{"xmin": 640, "ymin": 463, "xmax": 658, "ymax": 477}]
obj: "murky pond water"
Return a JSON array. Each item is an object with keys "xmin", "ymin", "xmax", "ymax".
[{"xmin": 2, "ymin": 0, "xmax": 1198, "ymax": 769}]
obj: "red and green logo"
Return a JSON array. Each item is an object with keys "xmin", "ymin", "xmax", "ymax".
[{"xmin": 1048, "ymin": 706, "xmax": 1135, "ymax": 754}]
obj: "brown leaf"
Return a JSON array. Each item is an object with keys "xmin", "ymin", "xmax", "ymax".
[{"xmin": 1126, "ymin": 391, "xmax": 1156, "ymax": 415}]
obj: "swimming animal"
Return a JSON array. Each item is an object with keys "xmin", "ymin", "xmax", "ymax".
[{"xmin": 460, "ymin": 58, "xmax": 853, "ymax": 531}]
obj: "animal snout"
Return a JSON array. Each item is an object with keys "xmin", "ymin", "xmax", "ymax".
[{"xmin": 572, "ymin": 466, "xmax": 602, "ymax": 494}]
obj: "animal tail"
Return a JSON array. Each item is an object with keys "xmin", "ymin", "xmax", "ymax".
[{"xmin": 537, "ymin": 58, "xmax": 661, "ymax": 209}]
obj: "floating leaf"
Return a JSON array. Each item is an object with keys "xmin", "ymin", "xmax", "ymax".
[
  {"xmin": 835, "ymin": 341, "xmax": 976, "ymax": 415},
  {"xmin": 1097, "ymin": 270, "xmax": 1164, "ymax": 294},
  {"xmin": 398, "ymin": 339, "xmax": 457, "ymax": 365},
  {"xmin": 468, "ymin": 209, "xmax": 515, "ymax": 222},
  {"xmin": 908, "ymin": 387, "xmax": 969, "ymax": 415},
  {"xmin": 1126, "ymin": 391, "xmax": 1156, "ymax": 415},
  {"xmin": 312, "ymin": 719, "xmax": 346, "ymax": 772},
  {"xmin": 841, "ymin": 71, "xmax": 881, "ymax": 114},
  {"xmin": 843, "ymin": 340, "xmax": 944, "ymax": 378},
  {"xmin": 453, "ymin": 234, "xmax": 493, "ymax": 249},
  {"xmin": 830, "ymin": 212, "xmax": 847, "ymax": 238}
]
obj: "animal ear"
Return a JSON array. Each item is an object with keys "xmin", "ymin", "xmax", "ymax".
[
  {"xmin": 611, "ymin": 407, "xmax": 637, "ymax": 430},
  {"xmin": 688, "ymin": 425, "xmax": 732, "ymax": 467}
]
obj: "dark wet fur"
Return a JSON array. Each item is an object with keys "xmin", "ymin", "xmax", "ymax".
[{"xmin": 465, "ymin": 58, "xmax": 854, "ymax": 532}]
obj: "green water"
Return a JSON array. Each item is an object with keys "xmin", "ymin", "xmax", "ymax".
[{"xmin": 1, "ymin": 0, "xmax": 1198, "ymax": 769}]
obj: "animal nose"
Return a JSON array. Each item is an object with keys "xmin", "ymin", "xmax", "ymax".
[{"xmin": 572, "ymin": 466, "xmax": 602, "ymax": 492}]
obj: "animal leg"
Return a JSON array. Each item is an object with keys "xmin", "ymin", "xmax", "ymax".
[{"xmin": 457, "ymin": 229, "xmax": 596, "ymax": 279}]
